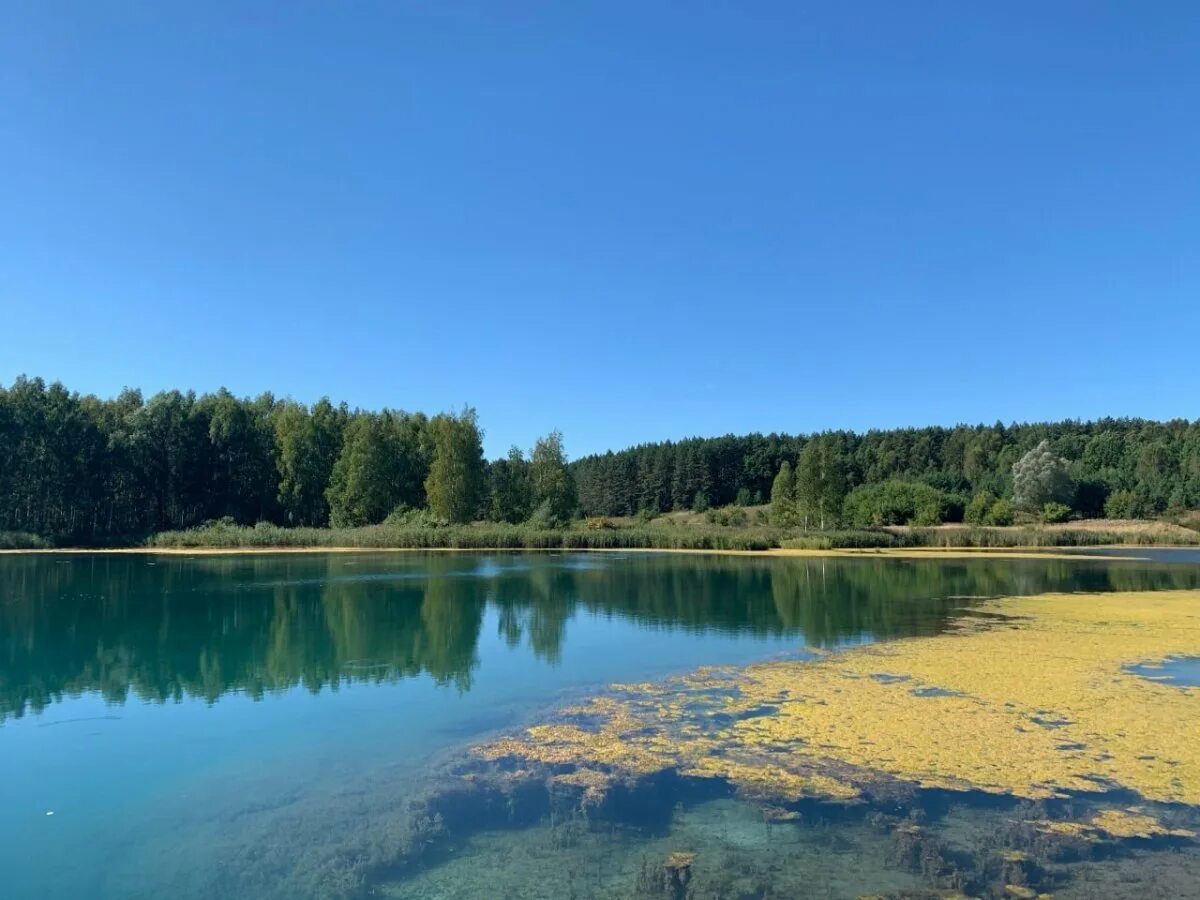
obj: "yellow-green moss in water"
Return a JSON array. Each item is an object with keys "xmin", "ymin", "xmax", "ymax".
[
  {"xmin": 1037, "ymin": 808, "xmax": 1196, "ymax": 840},
  {"xmin": 478, "ymin": 590, "xmax": 1200, "ymax": 807}
]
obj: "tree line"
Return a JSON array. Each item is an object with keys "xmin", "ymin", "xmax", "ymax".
[
  {"xmin": 0, "ymin": 376, "xmax": 574, "ymax": 543},
  {"xmin": 2, "ymin": 376, "xmax": 1198, "ymax": 543},
  {"xmin": 572, "ymin": 420, "xmax": 1200, "ymax": 524}
]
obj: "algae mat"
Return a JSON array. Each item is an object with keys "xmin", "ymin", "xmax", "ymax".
[{"xmin": 479, "ymin": 590, "xmax": 1200, "ymax": 806}]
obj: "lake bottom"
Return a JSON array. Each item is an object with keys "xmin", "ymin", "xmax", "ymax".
[{"xmin": 381, "ymin": 771, "xmax": 1200, "ymax": 899}]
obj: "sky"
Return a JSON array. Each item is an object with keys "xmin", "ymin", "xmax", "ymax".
[{"xmin": 2, "ymin": 2, "xmax": 1198, "ymax": 458}]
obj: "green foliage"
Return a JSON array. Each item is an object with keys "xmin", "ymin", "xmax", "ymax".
[
  {"xmin": 795, "ymin": 435, "xmax": 847, "ymax": 529},
  {"xmin": 706, "ymin": 505, "xmax": 748, "ymax": 527},
  {"xmin": 984, "ymin": 498, "xmax": 1015, "ymax": 526},
  {"xmin": 573, "ymin": 421, "xmax": 1200, "ymax": 523},
  {"xmin": 529, "ymin": 430, "xmax": 577, "ymax": 526},
  {"xmin": 1012, "ymin": 440, "xmax": 1073, "ymax": 512},
  {"xmin": 149, "ymin": 520, "xmax": 1200, "ymax": 552},
  {"xmin": 488, "ymin": 446, "xmax": 532, "ymax": 524},
  {"xmin": 964, "ymin": 490, "xmax": 997, "ymax": 525},
  {"xmin": 769, "ymin": 461, "xmax": 798, "ymax": 526},
  {"xmin": 1104, "ymin": 489, "xmax": 1142, "ymax": 519},
  {"xmin": 2, "ymin": 375, "xmax": 1199, "ymax": 546},
  {"xmin": 843, "ymin": 480, "xmax": 954, "ymax": 527},
  {"xmin": 425, "ymin": 409, "xmax": 485, "ymax": 524},
  {"xmin": 274, "ymin": 398, "xmax": 346, "ymax": 526},
  {"xmin": 0, "ymin": 531, "xmax": 53, "ymax": 549},
  {"xmin": 327, "ymin": 411, "xmax": 428, "ymax": 527},
  {"xmin": 781, "ymin": 529, "xmax": 901, "ymax": 550},
  {"xmin": 383, "ymin": 505, "xmax": 448, "ymax": 528},
  {"xmin": 1040, "ymin": 501, "xmax": 1072, "ymax": 524},
  {"xmin": 151, "ymin": 521, "xmax": 778, "ymax": 551}
]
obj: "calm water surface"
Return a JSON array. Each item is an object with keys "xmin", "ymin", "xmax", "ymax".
[{"xmin": 2, "ymin": 551, "xmax": 1198, "ymax": 898}]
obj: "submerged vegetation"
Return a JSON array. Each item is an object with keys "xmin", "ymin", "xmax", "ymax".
[
  {"xmin": 3, "ymin": 376, "xmax": 1200, "ymax": 546},
  {"xmin": 7, "ymin": 550, "xmax": 1200, "ymax": 898},
  {"xmin": 386, "ymin": 588, "xmax": 1200, "ymax": 899},
  {"xmin": 264, "ymin": 585, "xmax": 1200, "ymax": 899},
  {"xmin": 476, "ymin": 589, "xmax": 1200, "ymax": 805}
]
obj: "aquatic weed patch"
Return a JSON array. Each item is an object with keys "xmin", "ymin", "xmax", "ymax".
[{"xmin": 477, "ymin": 590, "xmax": 1200, "ymax": 806}]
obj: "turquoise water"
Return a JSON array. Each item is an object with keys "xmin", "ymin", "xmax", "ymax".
[{"xmin": 2, "ymin": 550, "xmax": 1198, "ymax": 898}]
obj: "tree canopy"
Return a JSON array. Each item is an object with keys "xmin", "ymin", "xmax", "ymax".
[{"xmin": 1, "ymin": 375, "xmax": 1198, "ymax": 543}]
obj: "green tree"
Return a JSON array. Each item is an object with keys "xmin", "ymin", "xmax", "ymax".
[
  {"xmin": 1012, "ymin": 441, "xmax": 1073, "ymax": 513},
  {"xmin": 843, "ymin": 480, "xmax": 950, "ymax": 527},
  {"xmin": 274, "ymin": 398, "xmax": 346, "ymax": 526},
  {"xmin": 796, "ymin": 436, "xmax": 847, "ymax": 529},
  {"xmin": 530, "ymin": 430, "xmax": 577, "ymax": 526},
  {"xmin": 326, "ymin": 415, "xmax": 394, "ymax": 527},
  {"xmin": 425, "ymin": 409, "xmax": 485, "ymax": 524},
  {"xmin": 489, "ymin": 446, "xmax": 532, "ymax": 523},
  {"xmin": 769, "ymin": 461, "xmax": 798, "ymax": 527}
]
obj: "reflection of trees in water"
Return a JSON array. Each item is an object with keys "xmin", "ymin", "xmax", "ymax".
[{"xmin": 2, "ymin": 553, "xmax": 1199, "ymax": 719}]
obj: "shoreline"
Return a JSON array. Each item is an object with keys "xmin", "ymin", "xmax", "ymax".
[{"xmin": 0, "ymin": 544, "xmax": 1165, "ymax": 561}]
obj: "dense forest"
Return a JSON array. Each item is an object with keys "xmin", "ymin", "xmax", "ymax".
[
  {"xmin": 573, "ymin": 421, "xmax": 1200, "ymax": 525},
  {"xmin": 0, "ymin": 376, "xmax": 575, "ymax": 544},
  {"xmin": 1, "ymin": 376, "xmax": 1198, "ymax": 545}
]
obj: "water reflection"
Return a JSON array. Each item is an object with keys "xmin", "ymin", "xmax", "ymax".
[{"xmin": 2, "ymin": 551, "xmax": 1199, "ymax": 721}]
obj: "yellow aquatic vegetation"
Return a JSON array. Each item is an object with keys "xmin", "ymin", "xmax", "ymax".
[
  {"xmin": 476, "ymin": 590, "xmax": 1200, "ymax": 805},
  {"xmin": 1036, "ymin": 808, "xmax": 1196, "ymax": 840}
]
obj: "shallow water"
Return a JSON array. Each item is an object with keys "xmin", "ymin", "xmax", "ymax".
[
  {"xmin": 1127, "ymin": 655, "xmax": 1200, "ymax": 687},
  {"xmin": 1, "ymin": 550, "xmax": 1198, "ymax": 898}
]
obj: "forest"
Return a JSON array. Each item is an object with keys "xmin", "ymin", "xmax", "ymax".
[{"xmin": 1, "ymin": 375, "xmax": 1198, "ymax": 546}]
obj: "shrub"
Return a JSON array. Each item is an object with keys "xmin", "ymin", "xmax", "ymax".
[
  {"xmin": 526, "ymin": 499, "xmax": 568, "ymax": 529},
  {"xmin": 984, "ymin": 498, "xmax": 1015, "ymax": 526},
  {"xmin": 708, "ymin": 505, "xmax": 748, "ymax": 527},
  {"xmin": 1040, "ymin": 502, "xmax": 1072, "ymax": 524},
  {"xmin": 964, "ymin": 491, "xmax": 997, "ymax": 525},
  {"xmin": 384, "ymin": 505, "xmax": 449, "ymax": 528},
  {"xmin": 1104, "ymin": 489, "xmax": 1140, "ymax": 519},
  {"xmin": 843, "ymin": 480, "xmax": 953, "ymax": 527},
  {"xmin": 0, "ymin": 531, "xmax": 53, "ymax": 549}
]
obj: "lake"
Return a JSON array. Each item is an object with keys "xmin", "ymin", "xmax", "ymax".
[{"xmin": 2, "ymin": 550, "xmax": 1199, "ymax": 898}]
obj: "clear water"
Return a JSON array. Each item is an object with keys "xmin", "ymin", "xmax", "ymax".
[
  {"xmin": 2, "ymin": 550, "xmax": 1199, "ymax": 898},
  {"xmin": 1127, "ymin": 655, "xmax": 1200, "ymax": 687}
]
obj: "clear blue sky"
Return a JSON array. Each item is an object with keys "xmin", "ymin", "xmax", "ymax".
[{"xmin": 2, "ymin": 3, "xmax": 1198, "ymax": 458}]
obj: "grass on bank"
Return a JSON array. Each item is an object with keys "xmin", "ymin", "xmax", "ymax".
[
  {"xmin": 138, "ymin": 517, "xmax": 1200, "ymax": 552},
  {"xmin": 147, "ymin": 521, "xmax": 781, "ymax": 551},
  {"xmin": 6, "ymin": 510, "xmax": 1197, "ymax": 553},
  {"xmin": 0, "ymin": 531, "xmax": 53, "ymax": 550}
]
